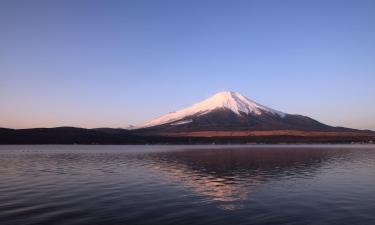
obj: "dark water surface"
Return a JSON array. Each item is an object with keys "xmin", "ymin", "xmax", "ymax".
[{"xmin": 0, "ymin": 145, "xmax": 375, "ymax": 225}]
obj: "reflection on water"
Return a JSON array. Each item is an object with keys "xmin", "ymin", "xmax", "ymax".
[
  {"xmin": 0, "ymin": 145, "xmax": 375, "ymax": 225},
  {"xmin": 146, "ymin": 148, "xmax": 340, "ymax": 209}
]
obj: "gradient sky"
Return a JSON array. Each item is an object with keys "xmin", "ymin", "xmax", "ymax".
[{"xmin": 1, "ymin": 0, "xmax": 375, "ymax": 130}]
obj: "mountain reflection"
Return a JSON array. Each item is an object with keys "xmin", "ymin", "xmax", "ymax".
[{"xmin": 145, "ymin": 147, "xmax": 346, "ymax": 209}]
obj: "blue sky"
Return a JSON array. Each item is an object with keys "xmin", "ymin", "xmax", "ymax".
[{"xmin": 1, "ymin": 0, "xmax": 375, "ymax": 129}]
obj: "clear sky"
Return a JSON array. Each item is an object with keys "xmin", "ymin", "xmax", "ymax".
[{"xmin": 1, "ymin": 0, "xmax": 374, "ymax": 130}]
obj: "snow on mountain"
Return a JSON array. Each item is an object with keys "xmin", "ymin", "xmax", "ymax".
[
  {"xmin": 137, "ymin": 91, "xmax": 286, "ymax": 129},
  {"xmin": 125, "ymin": 125, "xmax": 136, "ymax": 130}
]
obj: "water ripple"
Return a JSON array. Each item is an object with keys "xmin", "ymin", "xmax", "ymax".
[{"xmin": 0, "ymin": 145, "xmax": 374, "ymax": 225}]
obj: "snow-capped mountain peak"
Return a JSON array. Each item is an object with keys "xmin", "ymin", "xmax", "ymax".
[{"xmin": 137, "ymin": 91, "xmax": 286, "ymax": 129}]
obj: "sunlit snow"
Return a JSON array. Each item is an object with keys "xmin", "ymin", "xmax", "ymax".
[{"xmin": 136, "ymin": 91, "xmax": 285, "ymax": 128}]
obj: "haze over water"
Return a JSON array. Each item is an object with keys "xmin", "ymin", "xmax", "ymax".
[{"xmin": 1, "ymin": 145, "xmax": 374, "ymax": 225}]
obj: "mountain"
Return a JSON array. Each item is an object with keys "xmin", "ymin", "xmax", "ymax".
[
  {"xmin": 134, "ymin": 91, "xmax": 359, "ymax": 134},
  {"xmin": 1, "ymin": 91, "xmax": 374, "ymax": 144}
]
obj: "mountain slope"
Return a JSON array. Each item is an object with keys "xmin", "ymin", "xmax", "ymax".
[{"xmin": 135, "ymin": 91, "xmax": 362, "ymax": 134}]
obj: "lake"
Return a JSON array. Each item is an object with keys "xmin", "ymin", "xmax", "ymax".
[{"xmin": 0, "ymin": 145, "xmax": 374, "ymax": 225}]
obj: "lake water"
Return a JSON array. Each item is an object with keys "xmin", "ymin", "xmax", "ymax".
[{"xmin": 0, "ymin": 145, "xmax": 375, "ymax": 225}]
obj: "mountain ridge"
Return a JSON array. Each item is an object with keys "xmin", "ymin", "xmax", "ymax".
[{"xmin": 0, "ymin": 126, "xmax": 374, "ymax": 144}]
